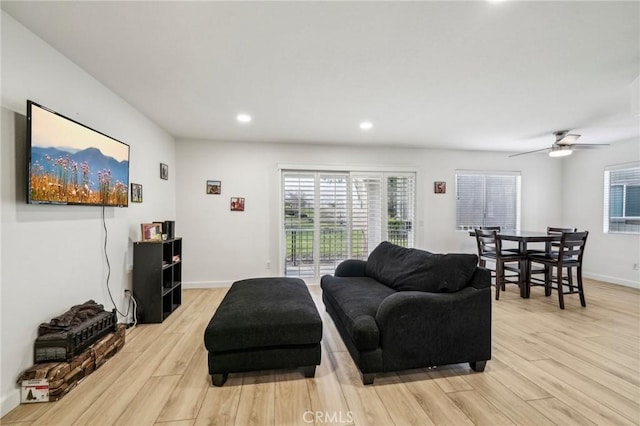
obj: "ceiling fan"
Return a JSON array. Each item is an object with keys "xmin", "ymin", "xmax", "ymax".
[{"xmin": 509, "ymin": 131, "xmax": 610, "ymax": 158}]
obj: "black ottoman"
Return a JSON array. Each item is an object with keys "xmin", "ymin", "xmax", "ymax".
[{"xmin": 204, "ymin": 277, "xmax": 322, "ymax": 386}]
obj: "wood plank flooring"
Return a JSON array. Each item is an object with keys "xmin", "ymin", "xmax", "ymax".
[{"xmin": 2, "ymin": 278, "xmax": 639, "ymax": 425}]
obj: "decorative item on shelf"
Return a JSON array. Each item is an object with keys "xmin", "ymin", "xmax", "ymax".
[
  {"xmin": 131, "ymin": 183, "xmax": 143, "ymax": 203},
  {"xmin": 165, "ymin": 220, "xmax": 175, "ymax": 238},
  {"xmin": 231, "ymin": 197, "xmax": 245, "ymax": 211},
  {"xmin": 160, "ymin": 163, "xmax": 169, "ymax": 180},
  {"xmin": 172, "ymin": 254, "xmax": 181, "ymax": 263},
  {"xmin": 141, "ymin": 223, "xmax": 163, "ymax": 241},
  {"xmin": 434, "ymin": 181, "xmax": 446, "ymax": 194},
  {"xmin": 153, "ymin": 220, "xmax": 174, "ymax": 239},
  {"xmin": 154, "ymin": 220, "xmax": 175, "ymax": 239},
  {"xmin": 207, "ymin": 180, "xmax": 221, "ymax": 194}
]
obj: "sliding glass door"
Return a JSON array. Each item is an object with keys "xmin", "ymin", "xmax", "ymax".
[{"xmin": 282, "ymin": 170, "xmax": 415, "ymax": 279}]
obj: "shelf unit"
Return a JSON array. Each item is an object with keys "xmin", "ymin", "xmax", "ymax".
[{"xmin": 133, "ymin": 238, "xmax": 182, "ymax": 323}]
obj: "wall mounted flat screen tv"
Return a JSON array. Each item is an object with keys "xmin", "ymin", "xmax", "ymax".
[{"xmin": 27, "ymin": 100, "xmax": 130, "ymax": 207}]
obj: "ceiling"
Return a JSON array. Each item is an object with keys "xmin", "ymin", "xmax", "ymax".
[{"xmin": 2, "ymin": 1, "xmax": 639, "ymax": 153}]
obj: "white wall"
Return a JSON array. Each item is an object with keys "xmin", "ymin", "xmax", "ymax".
[
  {"xmin": 175, "ymin": 139, "xmax": 563, "ymax": 286},
  {"xmin": 562, "ymin": 138, "xmax": 640, "ymax": 287},
  {"xmin": 0, "ymin": 12, "xmax": 176, "ymax": 414}
]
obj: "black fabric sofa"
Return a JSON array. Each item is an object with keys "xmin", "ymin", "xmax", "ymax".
[{"xmin": 321, "ymin": 241, "xmax": 491, "ymax": 384}]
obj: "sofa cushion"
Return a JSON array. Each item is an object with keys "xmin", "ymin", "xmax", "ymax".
[
  {"xmin": 320, "ymin": 275, "xmax": 395, "ymax": 351},
  {"xmin": 365, "ymin": 242, "xmax": 430, "ymax": 288},
  {"xmin": 365, "ymin": 241, "xmax": 478, "ymax": 293}
]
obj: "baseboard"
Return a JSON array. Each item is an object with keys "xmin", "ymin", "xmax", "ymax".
[
  {"xmin": 182, "ymin": 280, "xmax": 233, "ymax": 289},
  {"xmin": 1, "ymin": 388, "xmax": 21, "ymax": 417},
  {"xmin": 583, "ymin": 272, "xmax": 640, "ymax": 289}
]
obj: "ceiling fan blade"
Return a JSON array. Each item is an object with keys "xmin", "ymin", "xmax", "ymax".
[
  {"xmin": 509, "ymin": 147, "xmax": 550, "ymax": 157},
  {"xmin": 570, "ymin": 143, "xmax": 611, "ymax": 149}
]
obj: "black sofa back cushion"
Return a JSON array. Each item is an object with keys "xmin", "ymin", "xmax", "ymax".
[{"xmin": 365, "ymin": 241, "xmax": 478, "ymax": 293}]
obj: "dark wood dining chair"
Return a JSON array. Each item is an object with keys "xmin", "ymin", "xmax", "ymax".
[
  {"xmin": 548, "ymin": 226, "xmax": 578, "ymax": 234},
  {"xmin": 528, "ymin": 227, "xmax": 577, "ymax": 254},
  {"xmin": 527, "ymin": 227, "xmax": 577, "ymax": 295},
  {"xmin": 478, "ymin": 226, "xmax": 521, "ymax": 252},
  {"xmin": 474, "ymin": 228, "xmax": 524, "ymax": 300},
  {"xmin": 527, "ymin": 231, "xmax": 588, "ymax": 309}
]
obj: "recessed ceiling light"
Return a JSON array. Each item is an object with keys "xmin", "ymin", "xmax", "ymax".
[
  {"xmin": 237, "ymin": 113, "xmax": 252, "ymax": 123},
  {"xmin": 360, "ymin": 121, "xmax": 373, "ymax": 131}
]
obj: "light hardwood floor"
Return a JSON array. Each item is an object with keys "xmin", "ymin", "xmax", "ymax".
[{"xmin": 2, "ymin": 278, "xmax": 639, "ymax": 426}]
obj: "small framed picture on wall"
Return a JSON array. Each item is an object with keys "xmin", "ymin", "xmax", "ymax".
[
  {"xmin": 207, "ymin": 180, "xmax": 221, "ymax": 194},
  {"xmin": 230, "ymin": 197, "xmax": 245, "ymax": 211},
  {"xmin": 131, "ymin": 183, "xmax": 143, "ymax": 203},
  {"xmin": 434, "ymin": 181, "xmax": 446, "ymax": 194}
]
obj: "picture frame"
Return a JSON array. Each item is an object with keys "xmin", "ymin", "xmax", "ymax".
[
  {"xmin": 434, "ymin": 181, "xmax": 446, "ymax": 194},
  {"xmin": 230, "ymin": 197, "xmax": 245, "ymax": 211},
  {"xmin": 131, "ymin": 183, "xmax": 143, "ymax": 203},
  {"xmin": 160, "ymin": 163, "xmax": 169, "ymax": 180},
  {"xmin": 206, "ymin": 180, "xmax": 221, "ymax": 194},
  {"xmin": 141, "ymin": 222, "xmax": 163, "ymax": 241}
]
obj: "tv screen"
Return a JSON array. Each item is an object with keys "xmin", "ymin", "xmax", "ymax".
[{"xmin": 27, "ymin": 100, "xmax": 130, "ymax": 207}]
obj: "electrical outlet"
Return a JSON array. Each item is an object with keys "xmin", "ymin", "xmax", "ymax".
[
  {"xmin": 124, "ymin": 289, "xmax": 131, "ymax": 297},
  {"xmin": 633, "ymin": 263, "xmax": 639, "ymax": 271},
  {"xmin": 266, "ymin": 261, "xmax": 271, "ymax": 270}
]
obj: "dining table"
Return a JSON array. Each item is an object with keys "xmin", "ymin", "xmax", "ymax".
[{"xmin": 468, "ymin": 229, "xmax": 561, "ymax": 298}]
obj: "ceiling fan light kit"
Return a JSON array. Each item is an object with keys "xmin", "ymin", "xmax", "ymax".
[{"xmin": 548, "ymin": 145, "xmax": 573, "ymax": 157}]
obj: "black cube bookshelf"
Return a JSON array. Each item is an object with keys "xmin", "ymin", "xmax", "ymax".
[{"xmin": 133, "ymin": 238, "xmax": 182, "ymax": 323}]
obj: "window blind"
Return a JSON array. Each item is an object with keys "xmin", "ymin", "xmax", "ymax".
[
  {"xmin": 455, "ymin": 170, "xmax": 521, "ymax": 230},
  {"xmin": 283, "ymin": 173, "xmax": 315, "ymax": 277},
  {"xmin": 318, "ymin": 174, "xmax": 349, "ymax": 275},
  {"xmin": 603, "ymin": 162, "xmax": 640, "ymax": 234},
  {"xmin": 351, "ymin": 175, "xmax": 382, "ymax": 260},
  {"xmin": 387, "ymin": 175, "xmax": 415, "ymax": 248}
]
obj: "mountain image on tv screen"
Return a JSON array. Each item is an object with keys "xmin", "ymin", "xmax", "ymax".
[{"xmin": 28, "ymin": 102, "xmax": 130, "ymax": 206}]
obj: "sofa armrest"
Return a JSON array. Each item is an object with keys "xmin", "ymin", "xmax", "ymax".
[
  {"xmin": 334, "ymin": 259, "xmax": 367, "ymax": 277},
  {"xmin": 375, "ymin": 286, "xmax": 491, "ymax": 368},
  {"xmin": 470, "ymin": 267, "xmax": 491, "ymax": 289}
]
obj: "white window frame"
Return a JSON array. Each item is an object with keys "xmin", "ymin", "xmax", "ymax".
[{"xmin": 603, "ymin": 162, "xmax": 640, "ymax": 235}]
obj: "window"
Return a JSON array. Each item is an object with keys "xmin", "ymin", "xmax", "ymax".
[
  {"xmin": 455, "ymin": 170, "xmax": 521, "ymax": 230},
  {"xmin": 282, "ymin": 170, "xmax": 415, "ymax": 278},
  {"xmin": 604, "ymin": 163, "xmax": 640, "ymax": 234}
]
